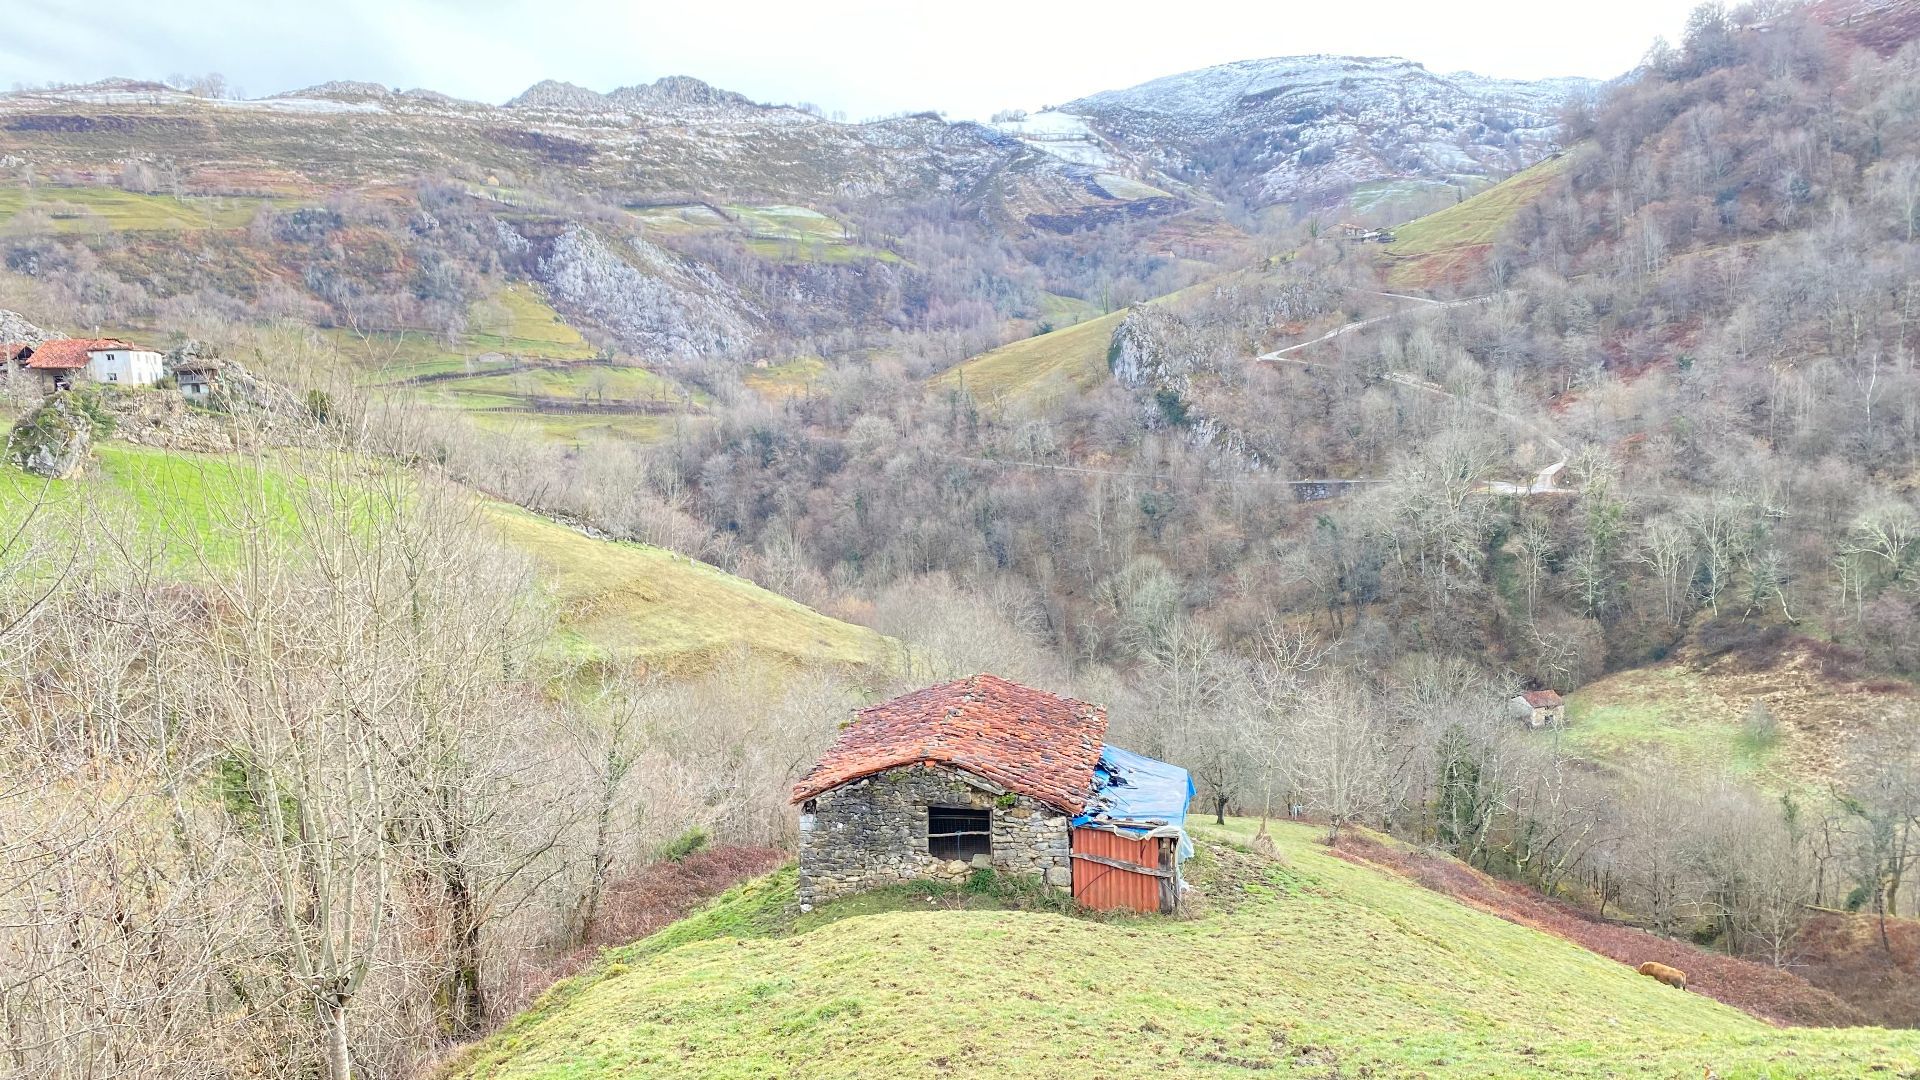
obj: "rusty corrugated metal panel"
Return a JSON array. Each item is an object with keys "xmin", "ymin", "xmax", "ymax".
[{"xmin": 1070, "ymin": 827, "xmax": 1168, "ymax": 913}]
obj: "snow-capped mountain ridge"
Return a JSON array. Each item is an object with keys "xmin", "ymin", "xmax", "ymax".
[
  {"xmin": 0, "ymin": 53, "xmax": 1600, "ymax": 221},
  {"xmin": 1067, "ymin": 55, "xmax": 1588, "ymax": 120},
  {"xmin": 1059, "ymin": 54, "xmax": 1596, "ymax": 205}
]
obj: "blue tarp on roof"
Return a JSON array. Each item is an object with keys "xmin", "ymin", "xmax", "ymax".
[{"xmin": 1072, "ymin": 744, "xmax": 1195, "ymax": 861}]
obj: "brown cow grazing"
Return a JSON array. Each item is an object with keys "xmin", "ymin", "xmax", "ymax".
[{"xmin": 1637, "ymin": 961, "xmax": 1688, "ymax": 990}]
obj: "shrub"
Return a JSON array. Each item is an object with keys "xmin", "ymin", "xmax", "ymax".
[
  {"xmin": 304, "ymin": 388, "xmax": 333, "ymax": 424},
  {"xmin": 661, "ymin": 826, "xmax": 709, "ymax": 862},
  {"xmin": 72, "ymin": 388, "xmax": 116, "ymax": 435},
  {"xmin": 1741, "ymin": 701, "xmax": 1780, "ymax": 752}
]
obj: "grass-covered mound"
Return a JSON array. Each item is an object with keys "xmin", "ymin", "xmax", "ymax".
[{"xmin": 445, "ymin": 819, "xmax": 1920, "ymax": 1078}]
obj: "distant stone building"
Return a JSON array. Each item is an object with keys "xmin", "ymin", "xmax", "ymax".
[
  {"xmin": 173, "ymin": 357, "xmax": 223, "ymax": 399},
  {"xmin": 1512, "ymin": 689, "xmax": 1566, "ymax": 728},
  {"xmin": 1339, "ymin": 222, "xmax": 1396, "ymax": 243},
  {"xmin": 792, "ymin": 674, "xmax": 1193, "ymax": 914}
]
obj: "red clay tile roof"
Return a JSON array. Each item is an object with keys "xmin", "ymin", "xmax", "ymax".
[
  {"xmin": 1521, "ymin": 690, "xmax": 1563, "ymax": 708},
  {"xmin": 1, "ymin": 342, "xmax": 28, "ymax": 363},
  {"xmin": 19, "ymin": 338, "xmax": 133, "ymax": 370},
  {"xmin": 791, "ymin": 674, "xmax": 1108, "ymax": 813}
]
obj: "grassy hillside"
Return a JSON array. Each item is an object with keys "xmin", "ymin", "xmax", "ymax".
[
  {"xmin": 0, "ymin": 184, "xmax": 303, "ymax": 232},
  {"xmin": 341, "ymin": 284, "xmax": 600, "ymax": 380},
  {"xmin": 484, "ymin": 503, "xmax": 889, "ymax": 673},
  {"xmin": 631, "ymin": 202, "xmax": 900, "ymax": 264},
  {"xmin": 444, "ymin": 818, "xmax": 1919, "ymax": 1078},
  {"xmin": 2, "ymin": 443, "xmax": 886, "ymax": 674},
  {"xmin": 743, "ymin": 356, "xmax": 829, "ymax": 399},
  {"xmin": 934, "ymin": 274, "xmax": 1241, "ymax": 403},
  {"xmin": 330, "ymin": 284, "xmax": 704, "ymax": 445},
  {"xmin": 1381, "ymin": 153, "xmax": 1571, "ymax": 287},
  {"xmin": 1, "ymin": 442, "xmax": 311, "ymax": 568},
  {"xmin": 936, "ymin": 307, "xmax": 1127, "ymax": 401},
  {"xmin": 1556, "ymin": 639, "xmax": 1916, "ymax": 785}
]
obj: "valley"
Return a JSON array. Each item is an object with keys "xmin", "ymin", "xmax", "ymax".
[{"xmin": 8, "ymin": 2, "xmax": 1920, "ymax": 1077}]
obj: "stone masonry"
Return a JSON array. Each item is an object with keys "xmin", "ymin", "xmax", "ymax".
[{"xmin": 796, "ymin": 763, "xmax": 1073, "ymax": 907}]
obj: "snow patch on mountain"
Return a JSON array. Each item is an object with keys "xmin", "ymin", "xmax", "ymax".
[{"xmin": 989, "ymin": 110, "xmax": 1115, "ymax": 167}]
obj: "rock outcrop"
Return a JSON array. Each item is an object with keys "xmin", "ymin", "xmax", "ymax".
[
  {"xmin": 7, "ymin": 391, "xmax": 100, "ymax": 477},
  {"xmin": 0, "ymin": 308, "xmax": 49, "ymax": 346},
  {"xmin": 536, "ymin": 225, "xmax": 759, "ymax": 364},
  {"xmin": 1105, "ymin": 279, "xmax": 1331, "ymax": 468},
  {"xmin": 105, "ymin": 356, "xmax": 315, "ymax": 453},
  {"xmin": 606, "ymin": 76, "xmax": 758, "ymax": 115},
  {"xmin": 504, "ymin": 79, "xmax": 617, "ymax": 113}
]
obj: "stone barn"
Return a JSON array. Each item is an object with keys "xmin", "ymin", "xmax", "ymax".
[
  {"xmin": 1511, "ymin": 689, "xmax": 1566, "ymax": 728},
  {"xmin": 792, "ymin": 674, "xmax": 1193, "ymax": 913}
]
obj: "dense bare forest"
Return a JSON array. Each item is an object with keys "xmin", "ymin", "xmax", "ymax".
[{"xmin": 7, "ymin": 2, "xmax": 1920, "ymax": 1076}]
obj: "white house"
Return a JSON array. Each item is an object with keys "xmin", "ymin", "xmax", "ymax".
[
  {"xmin": 83, "ymin": 341, "xmax": 164, "ymax": 386},
  {"xmin": 6, "ymin": 338, "xmax": 164, "ymax": 391}
]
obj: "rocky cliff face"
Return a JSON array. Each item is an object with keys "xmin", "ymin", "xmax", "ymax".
[
  {"xmin": 1107, "ymin": 278, "xmax": 1330, "ymax": 467},
  {"xmin": 1107, "ymin": 302, "xmax": 1250, "ymax": 461},
  {"xmin": 535, "ymin": 224, "xmax": 759, "ymax": 364}
]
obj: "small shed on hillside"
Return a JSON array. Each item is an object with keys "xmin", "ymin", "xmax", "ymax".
[
  {"xmin": 1339, "ymin": 222, "xmax": 1397, "ymax": 243},
  {"xmin": 792, "ymin": 674, "xmax": 1192, "ymax": 914},
  {"xmin": 173, "ymin": 357, "xmax": 223, "ymax": 399},
  {"xmin": 1071, "ymin": 745, "xmax": 1196, "ymax": 913},
  {"xmin": 1511, "ymin": 689, "xmax": 1566, "ymax": 729}
]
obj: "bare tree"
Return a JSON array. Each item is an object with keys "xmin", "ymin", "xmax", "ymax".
[
  {"xmin": 1286, "ymin": 672, "xmax": 1403, "ymax": 844},
  {"xmin": 1240, "ymin": 624, "xmax": 1327, "ymax": 844}
]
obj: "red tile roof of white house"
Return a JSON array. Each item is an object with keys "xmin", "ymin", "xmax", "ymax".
[
  {"xmin": 18, "ymin": 338, "xmax": 136, "ymax": 370},
  {"xmin": 791, "ymin": 674, "xmax": 1108, "ymax": 813},
  {"xmin": 1521, "ymin": 689, "xmax": 1563, "ymax": 708}
]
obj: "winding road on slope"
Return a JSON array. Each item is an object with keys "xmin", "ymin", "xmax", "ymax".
[
  {"xmin": 924, "ymin": 287, "xmax": 1571, "ymax": 499},
  {"xmin": 1258, "ymin": 290, "xmax": 1573, "ymax": 497}
]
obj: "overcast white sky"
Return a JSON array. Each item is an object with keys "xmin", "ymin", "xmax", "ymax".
[{"xmin": 6, "ymin": 0, "xmax": 1702, "ymax": 120}]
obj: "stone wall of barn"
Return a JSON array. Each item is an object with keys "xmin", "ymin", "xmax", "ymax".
[{"xmin": 795, "ymin": 763, "xmax": 1073, "ymax": 908}]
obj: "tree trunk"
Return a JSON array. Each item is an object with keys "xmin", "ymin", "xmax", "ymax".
[
  {"xmin": 575, "ymin": 782, "xmax": 618, "ymax": 945},
  {"xmin": 1887, "ymin": 820, "xmax": 1909, "ymax": 917},
  {"xmin": 446, "ymin": 868, "xmax": 488, "ymax": 1037},
  {"xmin": 321, "ymin": 996, "xmax": 351, "ymax": 1080},
  {"xmin": 1214, "ymin": 794, "xmax": 1227, "ymax": 826},
  {"xmin": 1880, "ymin": 872, "xmax": 1895, "ymax": 957}
]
